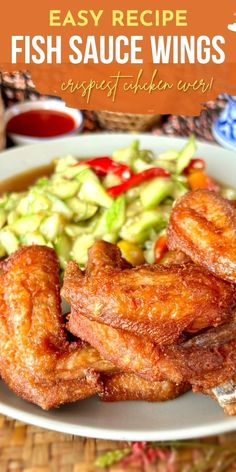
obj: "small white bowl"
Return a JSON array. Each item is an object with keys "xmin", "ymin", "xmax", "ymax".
[{"xmin": 4, "ymin": 99, "xmax": 84, "ymax": 146}]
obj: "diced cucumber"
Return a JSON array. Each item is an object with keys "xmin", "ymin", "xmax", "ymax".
[
  {"xmin": 7, "ymin": 210, "xmax": 19, "ymax": 226},
  {"xmin": 102, "ymin": 173, "xmax": 121, "ymax": 189},
  {"xmin": 112, "ymin": 140, "xmax": 139, "ymax": 166},
  {"xmin": 102, "ymin": 233, "xmax": 119, "ymax": 243},
  {"xmin": 154, "ymin": 160, "xmax": 176, "ymax": 173},
  {"xmin": 120, "ymin": 211, "xmax": 165, "ymax": 244},
  {"xmin": 0, "ymin": 195, "xmax": 8, "ymax": 208},
  {"xmin": 55, "ymin": 156, "xmax": 79, "ymax": 173},
  {"xmin": 0, "ymin": 242, "xmax": 6, "ymax": 258},
  {"xmin": 49, "ymin": 180, "xmax": 80, "ymax": 199},
  {"xmin": 0, "ymin": 228, "xmax": 19, "ymax": 254},
  {"xmin": 132, "ymin": 159, "xmax": 153, "ymax": 173},
  {"xmin": 158, "ymin": 150, "xmax": 179, "ymax": 161},
  {"xmin": 46, "ymin": 193, "xmax": 73, "ymax": 219},
  {"xmin": 106, "ymin": 195, "xmax": 126, "ymax": 233},
  {"xmin": 71, "ymin": 234, "xmax": 95, "ymax": 266},
  {"xmin": 79, "ymin": 180, "xmax": 113, "ymax": 208},
  {"xmin": 54, "ymin": 233, "xmax": 72, "ymax": 269},
  {"xmin": 126, "ymin": 199, "xmax": 142, "ymax": 217},
  {"xmin": 176, "ymin": 135, "xmax": 197, "ymax": 174},
  {"xmin": 75, "ymin": 168, "xmax": 98, "ymax": 184},
  {"xmin": 17, "ymin": 191, "xmax": 51, "ymax": 215},
  {"xmin": 65, "ymin": 223, "xmax": 89, "ymax": 238},
  {"xmin": 93, "ymin": 210, "xmax": 109, "ymax": 238},
  {"xmin": 143, "ymin": 242, "xmax": 155, "ymax": 264},
  {"xmin": 0, "ymin": 208, "xmax": 7, "ymax": 229},
  {"xmin": 67, "ymin": 198, "xmax": 97, "ymax": 221},
  {"xmin": 126, "ymin": 187, "xmax": 140, "ymax": 203},
  {"xmin": 172, "ymin": 180, "xmax": 189, "ymax": 199},
  {"xmin": 35, "ymin": 177, "xmax": 50, "ymax": 188},
  {"xmin": 140, "ymin": 178, "xmax": 175, "ymax": 210},
  {"xmin": 5, "ymin": 193, "xmax": 25, "ymax": 212},
  {"xmin": 11, "ymin": 214, "xmax": 44, "ymax": 236},
  {"xmin": 20, "ymin": 232, "xmax": 47, "ymax": 246},
  {"xmin": 132, "ymin": 158, "xmax": 175, "ymax": 174},
  {"xmin": 40, "ymin": 213, "xmax": 64, "ymax": 241}
]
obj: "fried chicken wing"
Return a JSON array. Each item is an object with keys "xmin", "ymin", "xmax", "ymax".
[
  {"xmin": 62, "ymin": 241, "xmax": 235, "ymax": 345},
  {"xmin": 167, "ymin": 189, "xmax": 236, "ymax": 283},
  {"xmin": 68, "ymin": 311, "xmax": 162, "ymax": 381},
  {"xmin": 0, "ymin": 246, "xmax": 113, "ymax": 409},
  {"xmin": 161, "ymin": 323, "xmax": 236, "ymax": 390},
  {"xmin": 68, "ymin": 308, "xmax": 236, "ymax": 391},
  {"xmin": 100, "ymin": 373, "xmax": 189, "ymax": 402}
]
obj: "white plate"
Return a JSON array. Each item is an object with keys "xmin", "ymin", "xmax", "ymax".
[{"xmin": 0, "ymin": 133, "xmax": 236, "ymax": 441}]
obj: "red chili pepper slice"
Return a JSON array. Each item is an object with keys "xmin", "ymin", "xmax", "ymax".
[
  {"xmin": 107, "ymin": 167, "xmax": 170, "ymax": 198},
  {"xmin": 184, "ymin": 158, "xmax": 205, "ymax": 175},
  {"xmin": 75, "ymin": 157, "xmax": 132, "ymax": 181},
  {"xmin": 154, "ymin": 235, "xmax": 168, "ymax": 263}
]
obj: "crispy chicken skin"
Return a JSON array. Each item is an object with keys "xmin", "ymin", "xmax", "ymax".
[
  {"xmin": 161, "ymin": 323, "xmax": 236, "ymax": 390},
  {"xmin": 100, "ymin": 373, "xmax": 189, "ymax": 402},
  {"xmin": 0, "ymin": 246, "xmax": 113, "ymax": 409},
  {"xmin": 68, "ymin": 311, "xmax": 162, "ymax": 381},
  {"xmin": 62, "ymin": 241, "xmax": 235, "ymax": 346},
  {"xmin": 68, "ymin": 310, "xmax": 236, "ymax": 390},
  {"xmin": 167, "ymin": 189, "xmax": 236, "ymax": 283}
]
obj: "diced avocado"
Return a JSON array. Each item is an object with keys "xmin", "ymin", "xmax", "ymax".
[
  {"xmin": 140, "ymin": 178, "xmax": 175, "ymax": 210},
  {"xmin": 176, "ymin": 135, "xmax": 197, "ymax": 174},
  {"xmin": 0, "ymin": 228, "xmax": 19, "ymax": 255},
  {"xmin": 40, "ymin": 213, "xmax": 65, "ymax": 242},
  {"xmin": 71, "ymin": 234, "xmax": 95, "ymax": 266}
]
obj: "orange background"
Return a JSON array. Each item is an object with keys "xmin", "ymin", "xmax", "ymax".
[{"xmin": 1, "ymin": 0, "xmax": 236, "ymax": 115}]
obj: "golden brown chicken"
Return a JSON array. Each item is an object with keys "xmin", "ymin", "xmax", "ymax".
[
  {"xmin": 100, "ymin": 373, "xmax": 189, "ymax": 402},
  {"xmin": 68, "ymin": 310, "xmax": 162, "ymax": 381},
  {"xmin": 167, "ymin": 189, "xmax": 236, "ymax": 283},
  {"xmin": 68, "ymin": 308, "xmax": 236, "ymax": 390},
  {"xmin": 0, "ymin": 246, "xmax": 113, "ymax": 410},
  {"xmin": 62, "ymin": 240, "xmax": 235, "ymax": 346}
]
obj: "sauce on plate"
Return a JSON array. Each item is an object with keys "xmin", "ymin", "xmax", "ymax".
[
  {"xmin": 6, "ymin": 109, "xmax": 76, "ymax": 138},
  {"xmin": 0, "ymin": 163, "xmax": 54, "ymax": 193}
]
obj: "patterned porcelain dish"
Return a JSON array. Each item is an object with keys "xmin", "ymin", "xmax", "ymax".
[{"xmin": 0, "ymin": 134, "xmax": 235, "ymax": 440}]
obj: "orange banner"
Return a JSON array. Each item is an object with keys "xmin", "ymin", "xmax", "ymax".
[{"xmin": 1, "ymin": 0, "xmax": 236, "ymax": 114}]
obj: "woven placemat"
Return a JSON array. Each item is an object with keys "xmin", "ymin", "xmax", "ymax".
[{"xmin": 0, "ymin": 414, "xmax": 236, "ymax": 472}]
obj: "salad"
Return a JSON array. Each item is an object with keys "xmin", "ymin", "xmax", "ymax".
[{"xmin": 0, "ymin": 136, "xmax": 235, "ymax": 270}]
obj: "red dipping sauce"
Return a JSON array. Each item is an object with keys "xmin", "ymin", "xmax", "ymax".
[{"xmin": 6, "ymin": 109, "xmax": 76, "ymax": 138}]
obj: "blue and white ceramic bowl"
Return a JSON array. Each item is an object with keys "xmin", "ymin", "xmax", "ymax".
[{"xmin": 213, "ymin": 96, "xmax": 236, "ymax": 151}]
